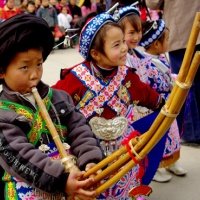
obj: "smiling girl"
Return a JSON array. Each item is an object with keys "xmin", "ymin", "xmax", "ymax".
[{"xmin": 53, "ymin": 12, "xmax": 165, "ymax": 199}]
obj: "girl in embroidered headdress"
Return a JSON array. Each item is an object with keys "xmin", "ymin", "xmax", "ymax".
[
  {"xmin": 53, "ymin": 12, "xmax": 165, "ymax": 199},
  {"xmin": 138, "ymin": 19, "xmax": 187, "ymax": 182},
  {"xmin": 117, "ymin": 5, "xmax": 186, "ymax": 183},
  {"xmin": 0, "ymin": 14, "xmax": 104, "ymax": 200}
]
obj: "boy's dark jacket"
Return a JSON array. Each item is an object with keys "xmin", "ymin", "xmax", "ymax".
[{"xmin": 0, "ymin": 81, "xmax": 104, "ymax": 194}]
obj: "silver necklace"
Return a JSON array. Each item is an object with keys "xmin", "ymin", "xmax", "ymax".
[{"xmin": 89, "ymin": 62, "xmax": 128, "ymax": 141}]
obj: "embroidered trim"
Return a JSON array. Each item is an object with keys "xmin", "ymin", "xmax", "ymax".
[
  {"xmin": 72, "ymin": 64, "xmax": 129, "ymax": 118},
  {"xmin": 0, "ymin": 88, "xmax": 67, "ymax": 145}
]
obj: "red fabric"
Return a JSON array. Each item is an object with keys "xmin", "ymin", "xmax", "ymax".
[
  {"xmin": 121, "ymin": 130, "xmax": 148, "ymax": 182},
  {"xmin": 2, "ymin": 5, "xmax": 21, "ymax": 20}
]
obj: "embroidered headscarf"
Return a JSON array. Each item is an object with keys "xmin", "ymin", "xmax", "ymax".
[
  {"xmin": 0, "ymin": 14, "xmax": 54, "ymax": 74},
  {"xmin": 114, "ymin": 6, "xmax": 140, "ymax": 22},
  {"xmin": 78, "ymin": 13, "xmax": 115, "ymax": 60},
  {"xmin": 139, "ymin": 19, "xmax": 166, "ymax": 48}
]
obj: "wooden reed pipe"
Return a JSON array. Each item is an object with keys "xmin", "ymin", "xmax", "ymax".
[{"xmin": 31, "ymin": 87, "xmax": 79, "ymax": 173}]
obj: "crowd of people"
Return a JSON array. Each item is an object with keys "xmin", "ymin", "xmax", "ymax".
[{"xmin": 0, "ymin": 0, "xmax": 199, "ymax": 200}]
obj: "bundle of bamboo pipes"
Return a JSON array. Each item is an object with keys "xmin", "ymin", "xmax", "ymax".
[{"xmin": 32, "ymin": 12, "xmax": 200, "ymax": 198}]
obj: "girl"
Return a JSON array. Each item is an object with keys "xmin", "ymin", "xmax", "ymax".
[
  {"xmin": 0, "ymin": 14, "xmax": 103, "ymax": 200},
  {"xmin": 53, "ymin": 13, "xmax": 165, "ymax": 199},
  {"xmin": 117, "ymin": 5, "xmax": 186, "ymax": 182},
  {"xmin": 58, "ymin": 5, "xmax": 72, "ymax": 29},
  {"xmin": 139, "ymin": 19, "xmax": 187, "ymax": 181}
]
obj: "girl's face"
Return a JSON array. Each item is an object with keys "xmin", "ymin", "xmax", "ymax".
[
  {"xmin": 0, "ymin": 49, "xmax": 43, "ymax": 94},
  {"xmin": 95, "ymin": 26, "xmax": 128, "ymax": 69},
  {"xmin": 157, "ymin": 29, "xmax": 169, "ymax": 54},
  {"xmin": 61, "ymin": 6, "xmax": 68, "ymax": 14},
  {"xmin": 124, "ymin": 21, "xmax": 142, "ymax": 49}
]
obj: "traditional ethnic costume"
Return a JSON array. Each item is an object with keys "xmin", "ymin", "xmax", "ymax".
[
  {"xmin": 0, "ymin": 14, "xmax": 103, "ymax": 200},
  {"xmin": 53, "ymin": 13, "xmax": 165, "ymax": 199}
]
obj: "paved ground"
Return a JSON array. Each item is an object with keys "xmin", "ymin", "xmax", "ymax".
[{"xmin": 1, "ymin": 48, "xmax": 200, "ymax": 199}]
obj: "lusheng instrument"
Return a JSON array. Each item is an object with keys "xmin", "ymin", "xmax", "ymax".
[
  {"xmin": 82, "ymin": 12, "xmax": 200, "ymax": 197},
  {"xmin": 32, "ymin": 12, "xmax": 200, "ymax": 199}
]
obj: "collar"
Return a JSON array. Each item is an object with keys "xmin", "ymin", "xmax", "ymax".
[{"xmin": 0, "ymin": 81, "xmax": 49, "ymax": 107}]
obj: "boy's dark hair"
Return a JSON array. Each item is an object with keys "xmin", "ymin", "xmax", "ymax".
[
  {"xmin": 0, "ymin": 14, "xmax": 54, "ymax": 84},
  {"xmin": 27, "ymin": 0, "xmax": 35, "ymax": 6}
]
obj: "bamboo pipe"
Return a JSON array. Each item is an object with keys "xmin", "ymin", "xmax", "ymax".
[
  {"xmin": 32, "ymin": 87, "xmax": 79, "ymax": 173},
  {"xmin": 166, "ymin": 12, "xmax": 200, "ymax": 108}
]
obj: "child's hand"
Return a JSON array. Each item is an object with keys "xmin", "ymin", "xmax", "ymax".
[
  {"xmin": 85, "ymin": 163, "xmax": 103, "ymax": 189},
  {"xmin": 65, "ymin": 171, "xmax": 96, "ymax": 200}
]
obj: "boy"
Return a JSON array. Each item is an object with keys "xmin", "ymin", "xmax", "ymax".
[{"xmin": 0, "ymin": 14, "xmax": 103, "ymax": 200}]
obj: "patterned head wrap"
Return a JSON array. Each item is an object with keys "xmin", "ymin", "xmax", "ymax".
[
  {"xmin": 0, "ymin": 14, "xmax": 54, "ymax": 71},
  {"xmin": 78, "ymin": 13, "xmax": 115, "ymax": 60},
  {"xmin": 139, "ymin": 19, "xmax": 166, "ymax": 48},
  {"xmin": 114, "ymin": 6, "xmax": 140, "ymax": 22}
]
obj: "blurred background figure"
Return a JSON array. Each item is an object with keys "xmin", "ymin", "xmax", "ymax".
[
  {"xmin": 49, "ymin": 0, "xmax": 57, "ymax": 12},
  {"xmin": 1, "ymin": 0, "xmax": 20, "ymax": 21},
  {"xmin": 96, "ymin": 0, "xmax": 105, "ymax": 14},
  {"xmin": 25, "ymin": 0, "xmax": 36, "ymax": 14},
  {"xmin": 80, "ymin": 0, "xmax": 97, "ymax": 17},
  {"xmin": 34, "ymin": 0, "xmax": 41, "ymax": 12},
  {"xmin": 68, "ymin": 0, "xmax": 81, "ymax": 26},
  {"xmin": 19, "ymin": 0, "xmax": 28, "ymax": 13},
  {"xmin": 37, "ymin": 0, "xmax": 58, "ymax": 41}
]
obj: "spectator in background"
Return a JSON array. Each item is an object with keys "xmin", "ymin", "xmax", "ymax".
[
  {"xmin": 80, "ymin": 0, "xmax": 97, "ymax": 17},
  {"xmin": 25, "ymin": 0, "xmax": 36, "ymax": 14},
  {"xmin": 56, "ymin": 0, "xmax": 71, "ymax": 15},
  {"xmin": 1, "ymin": 0, "xmax": 20, "ymax": 21},
  {"xmin": 145, "ymin": 0, "xmax": 200, "ymax": 144},
  {"xmin": 96, "ymin": 0, "xmax": 105, "ymax": 14},
  {"xmin": 58, "ymin": 5, "xmax": 72, "ymax": 29},
  {"xmin": 34, "ymin": 0, "xmax": 41, "ymax": 12},
  {"xmin": 68, "ymin": 0, "xmax": 81, "ymax": 26},
  {"xmin": 37, "ymin": 0, "xmax": 58, "ymax": 36},
  {"xmin": 49, "ymin": 0, "xmax": 57, "ymax": 12},
  {"xmin": 19, "ymin": 0, "xmax": 28, "ymax": 13}
]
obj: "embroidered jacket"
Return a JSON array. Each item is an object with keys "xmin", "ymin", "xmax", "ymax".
[
  {"xmin": 0, "ymin": 81, "xmax": 103, "ymax": 194},
  {"xmin": 53, "ymin": 60, "xmax": 163, "ymax": 120}
]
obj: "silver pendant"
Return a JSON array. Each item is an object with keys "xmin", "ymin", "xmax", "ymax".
[
  {"xmin": 39, "ymin": 144, "xmax": 50, "ymax": 152},
  {"xmin": 63, "ymin": 143, "xmax": 70, "ymax": 150},
  {"xmin": 89, "ymin": 116, "xmax": 128, "ymax": 141}
]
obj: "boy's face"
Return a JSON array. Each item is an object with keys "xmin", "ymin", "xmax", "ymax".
[
  {"xmin": 124, "ymin": 21, "xmax": 142, "ymax": 49},
  {"xmin": 6, "ymin": 0, "xmax": 15, "ymax": 9},
  {"xmin": 42, "ymin": 0, "xmax": 49, "ymax": 7},
  {"xmin": 27, "ymin": 4, "xmax": 36, "ymax": 13},
  {"xmin": 69, "ymin": 0, "xmax": 76, "ymax": 5},
  {"xmin": 0, "ymin": 49, "xmax": 43, "ymax": 94}
]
